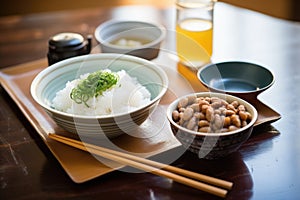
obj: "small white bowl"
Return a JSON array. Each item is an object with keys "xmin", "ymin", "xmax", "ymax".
[
  {"xmin": 31, "ymin": 53, "xmax": 168, "ymax": 139},
  {"xmin": 94, "ymin": 20, "xmax": 166, "ymax": 60}
]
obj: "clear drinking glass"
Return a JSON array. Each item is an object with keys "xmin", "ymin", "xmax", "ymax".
[{"xmin": 176, "ymin": 0, "xmax": 216, "ymax": 69}]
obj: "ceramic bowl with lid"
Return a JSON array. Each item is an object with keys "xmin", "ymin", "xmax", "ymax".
[{"xmin": 47, "ymin": 32, "xmax": 92, "ymax": 65}]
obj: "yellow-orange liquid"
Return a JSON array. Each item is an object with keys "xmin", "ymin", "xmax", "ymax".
[{"xmin": 176, "ymin": 18, "xmax": 213, "ymax": 68}]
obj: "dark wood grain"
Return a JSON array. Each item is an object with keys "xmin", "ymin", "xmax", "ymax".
[{"xmin": 1, "ymin": 3, "xmax": 300, "ymax": 200}]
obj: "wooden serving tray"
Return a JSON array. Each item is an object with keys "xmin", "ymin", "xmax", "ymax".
[
  {"xmin": 0, "ymin": 57, "xmax": 281, "ymax": 183},
  {"xmin": 0, "ymin": 58, "xmax": 195, "ymax": 183}
]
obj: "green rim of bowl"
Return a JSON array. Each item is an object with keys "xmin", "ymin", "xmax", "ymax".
[{"xmin": 30, "ymin": 53, "xmax": 168, "ymax": 119}]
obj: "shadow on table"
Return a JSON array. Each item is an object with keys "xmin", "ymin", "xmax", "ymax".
[
  {"xmin": 170, "ymin": 150, "xmax": 253, "ymax": 200},
  {"xmin": 240, "ymin": 123, "xmax": 280, "ymax": 159},
  {"xmin": 39, "ymin": 146, "xmax": 253, "ymax": 200}
]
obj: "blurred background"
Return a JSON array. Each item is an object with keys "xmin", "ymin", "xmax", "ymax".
[{"xmin": 0, "ymin": 0, "xmax": 299, "ymax": 21}]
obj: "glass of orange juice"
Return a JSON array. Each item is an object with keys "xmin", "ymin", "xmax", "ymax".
[{"xmin": 176, "ymin": 0, "xmax": 216, "ymax": 70}]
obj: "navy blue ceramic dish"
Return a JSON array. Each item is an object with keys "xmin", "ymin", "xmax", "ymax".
[{"xmin": 197, "ymin": 61, "xmax": 275, "ymax": 98}]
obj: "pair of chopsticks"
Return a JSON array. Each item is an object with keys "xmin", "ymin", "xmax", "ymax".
[{"xmin": 49, "ymin": 133, "xmax": 233, "ymax": 198}]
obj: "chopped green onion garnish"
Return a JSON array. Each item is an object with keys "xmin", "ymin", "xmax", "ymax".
[{"xmin": 70, "ymin": 70, "xmax": 119, "ymax": 107}]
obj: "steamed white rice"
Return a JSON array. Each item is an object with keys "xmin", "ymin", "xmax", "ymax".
[{"xmin": 52, "ymin": 70, "xmax": 151, "ymax": 116}]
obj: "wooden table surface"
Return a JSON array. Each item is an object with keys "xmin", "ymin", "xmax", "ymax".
[{"xmin": 1, "ymin": 2, "xmax": 300, "ymax": 200}]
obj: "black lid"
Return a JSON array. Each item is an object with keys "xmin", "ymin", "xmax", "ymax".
[{"xmin": 49, "ymin": 32, "xmax": 84, "ymax": 49}]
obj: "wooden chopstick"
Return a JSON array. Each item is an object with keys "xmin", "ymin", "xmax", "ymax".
[
  {"xmin": 49, "ymin": 133, "xmax": 232, "ymax": 198},
  {"xmin": 49, "ymin": 133, "xmax": 233, "ymax": 190}
]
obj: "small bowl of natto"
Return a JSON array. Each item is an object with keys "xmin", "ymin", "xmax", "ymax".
[{"xmin": 166, "ymin": 92, "xmax": 258, "ymax": 159}]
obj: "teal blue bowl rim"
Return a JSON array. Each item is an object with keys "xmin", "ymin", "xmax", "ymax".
[{"xmin": 197, "ymin": 61, "xmax": 275, "ymax": 95}]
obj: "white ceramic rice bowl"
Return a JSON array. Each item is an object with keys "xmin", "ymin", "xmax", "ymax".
[{"xmin": 31, "ymin": 53, "xmax": 168, "ymax": 138}]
